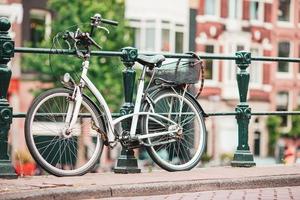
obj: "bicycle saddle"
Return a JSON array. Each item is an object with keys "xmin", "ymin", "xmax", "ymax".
[{"xmin": 137, "ymin": 54, "xmax": 165, "ymax": 68}]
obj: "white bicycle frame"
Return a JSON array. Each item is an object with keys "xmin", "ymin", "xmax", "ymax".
[{"xmin": 66, "ymin": 60, "xmax": 180, "ymax": 143}]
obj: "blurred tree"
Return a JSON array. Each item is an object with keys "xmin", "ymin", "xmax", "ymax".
[
  {"xmin": 289, "ymin": 107, "xmax": 300, "ymax": 138},
  {"xmin": 266, "ymin": 116, "xmax": 281, "ymax": 156},
  {"xmin": 22, "ymin": 0, "xmax": 132, "ymax": 111}
]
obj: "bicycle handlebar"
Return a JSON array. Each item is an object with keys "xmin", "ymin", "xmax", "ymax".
[
  {"xmin": 62, "ymin": 14, "xmax": 118, "ymax": 58},
  {"xmin": 101, "ymin": 18, "xmax": 118, "ymax": 26}
]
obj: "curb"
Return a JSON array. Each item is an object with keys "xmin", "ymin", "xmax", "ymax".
[{"xmin": 1, "ymin": 174, "xmax": 300, "ymax": 200}]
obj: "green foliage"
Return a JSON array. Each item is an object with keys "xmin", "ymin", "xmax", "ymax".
[
  {"xmin": 289, "ymin": 107, "xmax": 300, "ymax": 138},
  {"xmin": 22, "ymin": 0, "xmax": 132, "ymax": 111},
  {"xmin": 200, "ymin": 153, "xmax": 212, "ymax": 164},
  {"xmin": 266, "ymin": 116, "xmax": 281, "ymax": 156},
  {"xmin": 220, "ymin": 153, "xmax": 233, "ymax": 165}
]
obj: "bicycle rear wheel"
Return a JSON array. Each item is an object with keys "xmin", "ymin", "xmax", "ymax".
[
  {"xmin": 25, "ymin": 88, "xmax": 105, "ymax": 176},
  {"xmin": 142, "ymin": 89, "xmax": 206, "ymax": 171}
]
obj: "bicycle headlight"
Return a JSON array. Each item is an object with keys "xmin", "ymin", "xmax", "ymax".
[{"xmin": 63, "ymin": 73, "xmax": 71, "ymax": 83}]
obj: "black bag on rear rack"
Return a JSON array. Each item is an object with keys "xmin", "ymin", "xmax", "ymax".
[{"xmin": 153, "ymin": 53, "xmax": 202, "ymax": 85}]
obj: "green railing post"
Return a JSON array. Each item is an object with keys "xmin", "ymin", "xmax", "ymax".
[
  {"xmin": 0, "ymin": 17, "xmax": 17, "ymax": 178},
  {"xmin": 231, "ymin": 51, "xmax": 256, "ymax": 167},
  {"xmin": 114, "ymin": 47, "xmax": 141, "ymax": 173}
]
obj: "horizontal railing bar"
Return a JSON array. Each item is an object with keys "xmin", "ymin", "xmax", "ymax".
[
  {"xmin": 13, "ymin": 112, "xmax": 122, "ymax": 118},
  {"xmin": 206, "ymin": 112, "xmax": 237, "ymax": 116},
  {"xmin": 206, "ymin": 111, "xmax": 300, "ymax": 116},
  {"xmin": 12, "ymin": 113, "xmax": 26, "ymax": 118},
  {"xmin": 13, "ymin": 111, "xmax": 300, "ymax": 119},
  {"xmin": 14, "ymin": 47, "xmax": 124, "ymax": 57},
  {"xmin": 251, "ymin": 111, "xmax": 300, "ymax": 115},
  {"xmin": 251, "ymin": 57, "xmax": 300, "ymax": 62},
  {"xmin": 14, "ymin": 47, "xmax": 300, "ymax": 63}
]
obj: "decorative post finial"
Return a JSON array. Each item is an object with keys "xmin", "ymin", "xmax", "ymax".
[{"xmin": 231, "ymin": 51, "xmax": 256, "ymax": 168}]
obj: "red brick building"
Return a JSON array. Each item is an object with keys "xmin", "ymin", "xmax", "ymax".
[
  {"xmin": 3, "ymin": 0, "xmax": 300, "ymax": 167},
  {"xmin": 196, "ymin": 0, "xmax": 300, "ymax": 160}
]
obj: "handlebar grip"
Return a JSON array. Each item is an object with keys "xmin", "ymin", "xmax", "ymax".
[{"xmin": 102, "ymin": 19, "xmax": 118, "ymax": 26}]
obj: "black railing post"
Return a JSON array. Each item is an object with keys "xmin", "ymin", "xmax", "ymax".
[
  {"xmin": 0, "ymin": 17, "xmax": 17, "ymax": 178},
  {"xmin": 231, "ymin": 51, "xmax": 256, "ymax": 167},
  {"xmin": 114, "ymin": 47, "xmax": 141, "ymax": 173}
]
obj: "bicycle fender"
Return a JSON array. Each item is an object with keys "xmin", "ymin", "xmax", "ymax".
[{"xmin": 185, "ymin": 92, "xmax": 208, "ymax": 118}]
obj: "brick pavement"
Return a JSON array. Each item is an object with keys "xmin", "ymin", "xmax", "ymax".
[
  {"xmin": 100, "ymin": 186, "xmax": 300, "ymax": 200},
  {"xmin": 0, "ymin": 165, "xmax": 299, "ymax": 200}
]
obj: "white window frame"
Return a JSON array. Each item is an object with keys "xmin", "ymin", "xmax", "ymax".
[
  {"xmin": 129, "ymin": 19, "xmax": 187, "ymax": 53},
  {"xmin": 197, "ymin": 0, "xmax": 220, "ymax": 22},
  {"xmin": 144, "ymin": 20, "xmax": 156, "ymax": 52},
  {"xmin": 30, "ymin": 9, "xmax": 52, "ymax": 40},
  {"xmin": 276, "ymin": 41, "xmax": 293, "ymax": 79},
  {"xmin": 249, "ymin": 0, "xmax": 265, "ymax": 25},
  {"xmin": 276, "ymin": 91, "xmax": 292, "ymax": 132},
  {"xmin": 228, "ymin": 0, "xmax": 243, "ymax": 20},
  {"xmin": 204, "ymin": 0, "xmax": 220, "ymax": 17},
  {"xmin": 161, "ymin": 21, "xmax": 171, "ymax": 52},
  {"xmin": 200, "ymin": 41, "xmax": 219, "ymax": 85},
  {"xmin": 277, "ymin": 0, "xmax": 294, "ymax": 27},
  {"xmin": 249, "ymin": 45, "xmax": 263, "ymax": 88},
  {"xmin": 174, "ymin": 24, "xmax": 185, "ymax": 53}
]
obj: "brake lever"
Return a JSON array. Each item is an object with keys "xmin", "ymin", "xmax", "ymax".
[{"xmin": 97, "ymin": 26, "xmax": 110, "ymax": 34}]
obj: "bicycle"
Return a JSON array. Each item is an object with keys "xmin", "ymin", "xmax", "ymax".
[{"xmin": 25, "ymin": 14, "xmax": 207, "ymax": 176}]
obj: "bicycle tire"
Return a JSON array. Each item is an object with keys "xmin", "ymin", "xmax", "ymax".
[
  {"xmin": 25, "ymin": 88, "xmax": 105, "ymax": 176},
  {"xmin": 142, "ymin": 88, "xmax": 206, "ymax": 171}
]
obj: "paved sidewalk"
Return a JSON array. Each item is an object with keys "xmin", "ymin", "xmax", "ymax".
[
  {"xmin": 0, "ymin": 164, "xmax": 299, "ymax": 200},
  {"xmin": 100, "ymin": 186, "xmax": 300, "ymax": 200}
]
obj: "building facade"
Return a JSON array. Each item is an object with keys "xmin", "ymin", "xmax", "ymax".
[
  {"xmin": 2, "ymin": 0, "xmax": 300, "ymax": 168},
  {"xmin": 196, "ymin": 0, "xmax": 300, "ymax": 160}
]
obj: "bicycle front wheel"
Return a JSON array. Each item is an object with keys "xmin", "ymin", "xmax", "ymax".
[
  {"xmin": 25, "ymin": 88, "xmax": 104, "ymax": 176},
  {"xmin": 142, "ymin": 89, "xmax": 206, "ymax": 171}
]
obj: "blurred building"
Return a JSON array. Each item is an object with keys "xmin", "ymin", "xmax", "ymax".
[
  {"xmin": 125, "ymin": 0, "xmax": 190, "ymax": 53},
  {"xmin": 196, "ymin": 0, "xmax": 300, "ymax": 160},
  {"xmin": 1, "ymin": 0, "xmax": 51, "ymax": 162},
  {"xmin": 2, "ymin": 0, "xmax": 300, "ymax": 168}
]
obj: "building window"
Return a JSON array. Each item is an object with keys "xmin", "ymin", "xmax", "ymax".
[
  {"xmin": 276, "ymin": 91, "xmax": 289, "ymax": 127},
  {"xmin": 249, "ymin": 0, "xmax": 263, "ymax": 21},
  {"xmin": 277, "ymin": 41, "xmax": 290, "ymax": 73},
  {"xmin": 175, "ymin": 31, "xmax": 184, "ymax": 53},
  {"xmin": 278, "ymin": 0, "xmax": 291, "ymax": 22},
  {"xmin": 227, "ymin": 44, "xmax": 244, "ymax": 81},
  {"xmin": 132, "ymin": 27, "xmax": 141, "ymax": 50},
  {"xmin": 129, "ymin": 20, "xmax": 186, "ymax": 53},
  {"xmin": 161, "ymin": 29, "xmax": 170, "ymax": 52},
  {"xmin": 204, "ymin": 45, "xmax": 214, "ymax": 80},
  {"xmin": 205, "ymin": 0, "xmax": 216, "ymax": 15},
  {"xmin": 254, "ymin": 131, "xmax": 261, "ymax": 156},
  {"xmin": 250, "ymin": 47, "xmax": 262, "ymax": 84},
  {"xmin": 145, "ymin": 20, "xmax": 156, "ymax": 52},
  {"xmin": 29, "ymin": 9, "xmax": 51, "ymax": 47},
  {"xmin": 228, "ymin": 0, "xmax": 242, "ymax": 19},
  {"xmin": 161, "ymin": 21, "xmax": 170, "ymax": 52}
]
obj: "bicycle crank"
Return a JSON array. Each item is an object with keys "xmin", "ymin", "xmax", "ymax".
[{"xmin": 92, "ymin": 123, "xmax": 109, "ymax": 146}]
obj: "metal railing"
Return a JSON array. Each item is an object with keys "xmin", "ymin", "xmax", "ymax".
[{"xmin": 1, "ymin": 17, "xmax": 300, "ymax": 178}]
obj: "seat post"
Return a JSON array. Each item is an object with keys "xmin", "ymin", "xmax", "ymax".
[{"xmin": 114, "ymin": 47, "xmax": 141, "ymax": 174}]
